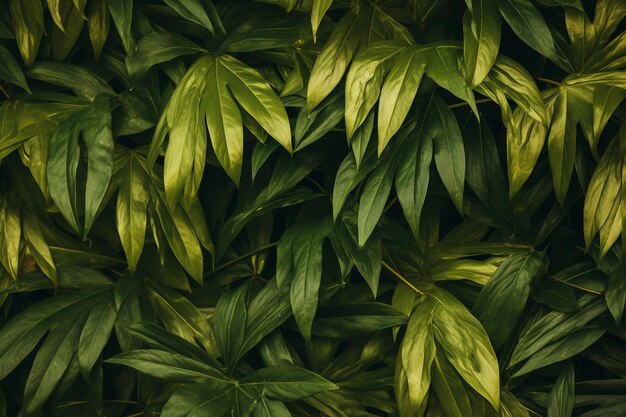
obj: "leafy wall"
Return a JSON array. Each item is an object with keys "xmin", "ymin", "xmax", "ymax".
[{"xmin": 0, "ymin": 0, "xmax": 625, "ymax": 416}]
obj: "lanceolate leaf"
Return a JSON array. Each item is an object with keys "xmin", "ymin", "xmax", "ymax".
[
  {"xmin": 473, "ymin": 251, "xmax": 546, "ymax": 349},
  {"xmin": 0, "ymin": 43, "xmax": 29, "ymax": 92},
  {"xmin": 9, "ymin": 0, "xmax": 44, "ymax": 65},
  {"xmin": 463, "ymin": 0, "xmax": 501, "ymax": 87},
  {"xmin": 498, "ymin": 0, "xmax": 558, "ymax": 60},
  {"xmin": 158, "ymin": 54, "xmax": 292, "ymax": 198},
  {"xmin": 47, "ymin": 98, "xmax": 114, "ymax": 238}
]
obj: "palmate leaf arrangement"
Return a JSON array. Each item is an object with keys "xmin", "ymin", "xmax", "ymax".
[{"xmin": 0, "ymin": 0, "xmax": 625, "ymax": 416}]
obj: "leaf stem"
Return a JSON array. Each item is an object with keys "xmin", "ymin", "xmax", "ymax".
[
  {"xmin": 208, "ymin": 242, "xmax": 277, "ymax": 275},
  {"xmin": 447, "ymin": 98, "xmax": 493, "ymax": 109},
  {"xmin": 382, "ymin": 260, "xmax": 426, "ymax": 296},
  {"xmin": 535, "ymin": 76, "xmax": 561, "ymax": 86},
  {"xmin": 0, "ymin": 83, "xmax": 12, "ymax": 100}
]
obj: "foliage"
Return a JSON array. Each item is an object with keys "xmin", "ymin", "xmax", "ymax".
[{"xmin": 0, "ymin": 0, "xmax": 625, "ymax": 416}]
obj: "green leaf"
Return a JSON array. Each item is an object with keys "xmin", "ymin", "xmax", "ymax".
[
  {"xmin": 464, "ymin": 117, "xmax": 508, "ymax": 213},
  {"xmin": 252, "ymin": 399, "xmax": 291, "ymax": 417},
  {"xmin": 0, "ymin": 201, "xmax": 20, "ymax": 279},
  {"xmin": 78, "ymin": 293, "xmax": 117, "ymax": 377},
  {"xmin": 307, "ymin": 11, "xmax": 367, "ymax": 111},
  {"xmin": 430, "ymin": 94, "xmax": 465, "ymax": 213},
  {"xmin": 463, "ymin": 0, "xmax": 501, "ymax": 87},
  {"xmin": 498, "ymin": 0, "xmax": 558, "ymax": 60},
  {"xmin": 23, "ymin": 313, "xmax": 85, "ymax": 414},
  {"xmin": 332, "ymin": 211, "xmax": 382, "ymax": 295},
  {"xmin": 87, "ymin": 0, "xmax": 109, "ymax": 61},
  {"xmin": 160, "ymin": 381, "xmax": 233, "ymax": 417},
  {"xmin": 212, "ymin": 284, "xmax": 248, "ymax": 369},
  {"xmin": 548, "ymin": 362, "xmax": 575, "ymax": 417},
  {"xmin": 431, "ymin": 287, "xmax": 500, "ymax": 409},
  {"xmin": 163, "ymin": 0, "xmax": 222, "ymax": 34},
  {"xmin": 357, "ymin": 126, "xmax": 407, "ymax": 246},
  {"xmin": 51, "ymin": 1, "xmax": 84, "ymax": 62},
  {"xmin": 28, "ymin": 62, "xmax": 115, "ymax": 100},
  {"xmin": 332, "ymin": 149, "xmax": 377, "ymax": 221},
  {"xmin": 513, "ymin": 327, "xmax": 604, "ymax": 376},
  {"xmin": 22, "ymin": 213, "xmax": 57, "ymax": 285},
  {"xmin": 9, "ymin": 0, "xmax": 44, "ymax": 65},
  {"xmin": 123, "ymin": 321, "xmax": 218, "ymax": 366},
  {"xmin": 148, "ymin": 284, "xmax": 217, "ymax": 356},
  {"xmin": 108, "ymin": 0, "xmax": 134, "ymax": 54},
  {"xmin": 106, "ymin": 349, "xmax": 228, "ymax": 383},
  {"xmin": 0, "ymin": 43, "xmax": 29, "ymax": 92},
  {"xmin": 472, "ymin": 251, "xmax": 546, "ymax": 350},
  {"xmin": 377, "ymin": 48, "xmax": 425, "ymax": 153},
  {"xmin": 127, "ymin": 32, "xmax": 206, "ymax": 78},
  {"xmin": 115, "ymin": 150, "xmax": 150, "ymax": 272},
  {"xmin": 395, "ymin": 100, "xmax": 434, "ymax": 241},
  {"xmin": 399, "ymin": 296, "xmax": 436, "ymax": 412},
  {"xmin": 547, "ymin": 89, "xmax": 584, "ymax": 205},
  {"xmin": 290, "ymin": 218, "xmax": 332, "ymax": 340},
  {"xmin": 152, "ymin": 190, "xmax": 204, "ymax": 283},
  {"xmin": 510, "ymin": 297, "xmax": 607, "ymax": 367},
  {"xmin": 431, "ymin": 353, "xmax": 473, "ymax": 417},
  {"xmin": 312, "ymin": 303, "xmax": 407, "ymax": 337},
  {"xmin": 47, "ymin": 98, "xmax": 114, "ymax": 238},
  {"xmin": 241, "ymin": 366, "xmax": 337, "ymax": 400},
  {"xmin": 311, "ymin": 0, "xmax": 333, "ymax": 42}
]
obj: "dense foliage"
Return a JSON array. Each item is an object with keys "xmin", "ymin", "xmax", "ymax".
[{"xmin": 0, "ymin": 0, "xmax": 625, "ymax": 416}]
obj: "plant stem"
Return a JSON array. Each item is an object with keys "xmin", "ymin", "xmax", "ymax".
[
  {"xmin": 382, "ymin": 260, "xmax": 426, "ymax": 296},
  {"xmin": 447, "ymin": 97, "xmax": 494, "ymax": 109},
  {"xmin": 535, "ymin": 76, "xmax": 561, "ymax": 86},
  {"xmin": 208, "ymin": 242, "xmax": 278, "ymax": 275},
  {"xmin": 0, "ymin": 84, "xmax": 12, "ymax": 100}
]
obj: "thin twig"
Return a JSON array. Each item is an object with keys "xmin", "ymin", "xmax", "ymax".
[
  {"xmin": 382, "ymin": 260, "xmax": 426, "ymax": 296},
  {"xmin": 535, "ymin": 76, "xmax": 561, "ymax": 86},
  {"xmin": 447, "ymin": 97, "xmax": 494, "ymax": 109},
  {"xmin": 0, "ymin": 83, "xmax": 12, "ymax": 100},
  {"xmin": 208, "ymin": 242, "xmax": 277, "ymax": 276}
]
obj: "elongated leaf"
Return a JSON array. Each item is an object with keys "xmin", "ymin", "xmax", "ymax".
[
  {"xmin": 463, "ymin": 0, "xmax": 501, "ymax": 86},
  {"xmin": 78, "ymin": 293, "xmax": 117, "ymax": 377},
  {"xmin": 163, "ymin": 0, "xmax": 221, "ymax": 34},
  {"xmin": 0, "ymin": 202, "xmax": 20, "ymax": 279},
  {"xmin": 47, "ymin": 98, "xmax": 114, "ymax": 238},
  {"xmin": 106, "ymin": 349, "xmax": 228, "ymax": 383},
  {"xmin": 400, "ymin": 296, "xmax": 436, "ymax": 411},
  {"xmin": 473, "ymin": 251, "xmax": 546, "ymax": 349},
  {"xmin": 514, "ymin": 327, "xmax": 604, "ymax": 376},
  {"xmin": 212, "ymin": 284, "xmax": 248, "ymax": 369},
  {"xmin": 510, "ymin": 297, "xmax": 607, "ymax": 366},
  {"xmin": 395, "ymin": 105, "xmax": 433, "ymax": 241},
  {"xmin": 115, "ymin": 151, "xmax": 150, "ymax": 272},
  {"xmin": 290, "ymin": 218, "xmax": 331, "ymax": 340},
  {"xmin": 0, "ymin": 43, "xmax": 29, "ymax": 92},
  {"xmin": 312, "ymin": 303, "xmax": 407, "ymax": 337},
  {"xmin": 128, "ymin": 32, "xmax": 205, "ymax": 78},
  {"xmin": 241, "ymin": 366, "xmax": 337, "ymax": 400},
  {"xmin": 9, "ymin": 0, "xmax": 44, "ymax": 65},
  {"xmin": 28, "ymin": 62, "xmax": 115, "ymax": 100},
  {"xmin": 498, "ymin": 0, "xmax": 558, "ymax": 60},
  {"xmin": 311, "ymin": 0, "xmax": 333, "ymax": 42},
  {"xmin": 87, "ymin": 0, "xmax": 109, "ymax": 61},
  {"xmin": 108, "ymin": 0, "xmax": 134, "ymax": 54},
  {"xmin": 430, "ymin": 94, "xmax": 465, "ymax": 213},
  {"xmin": 432, "ymin": 287, "xmax": 500, "ymax": 408},
  {"xmin": 23, "ymin": 314, "xmax": 85, "ymax": 414},
  {"xmin": 160, "ymin": 381, "xmax": 233, "ymax": 417},
  {"xmin": 431, "ymin": 353, "xmax": 472, "ymax": 417},
  {"xmin": 548, "ymin": 362, "xmax": 575, "ymax": 417}
]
